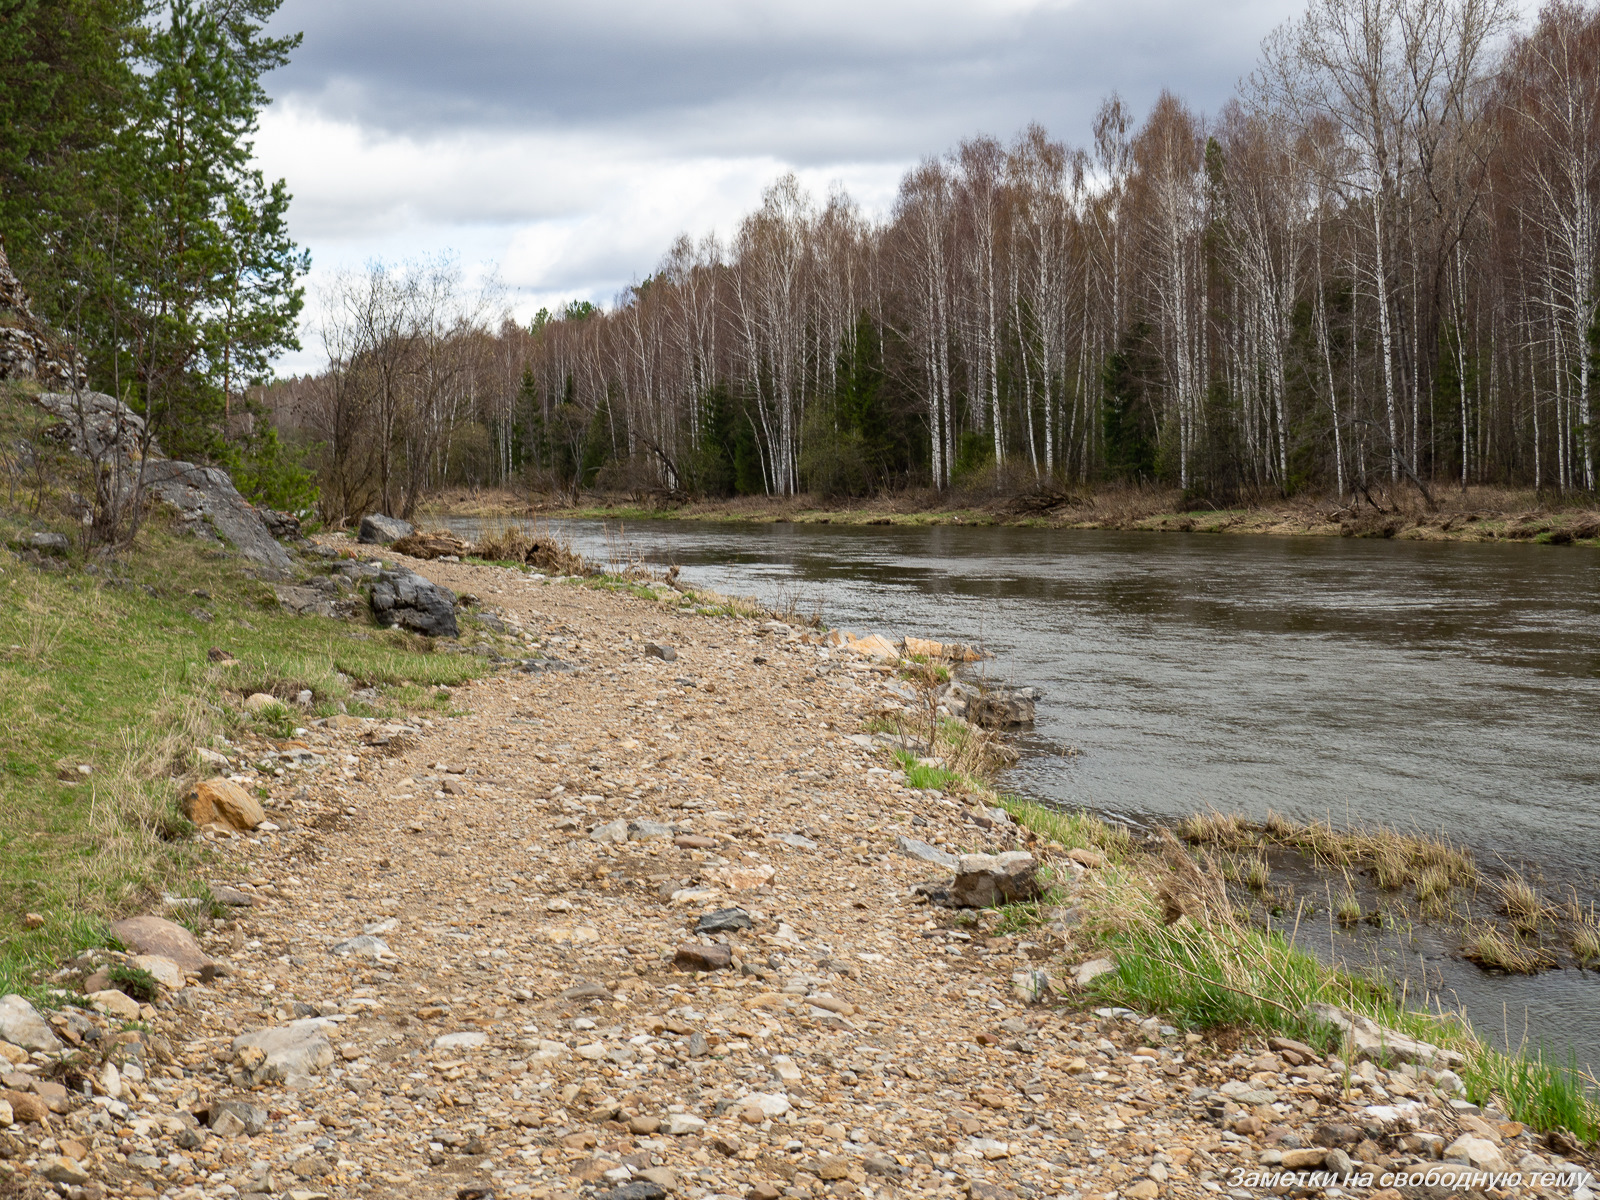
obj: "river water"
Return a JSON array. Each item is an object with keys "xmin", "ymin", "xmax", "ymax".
[{"xmin": 448, "ymin": 516, "xmax": 1600, "ymax": 1068}]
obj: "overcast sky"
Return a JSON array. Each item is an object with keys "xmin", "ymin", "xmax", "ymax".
[{"xmin": 258, "ymin": 0, "xmax": 1306, "ymax": 374}]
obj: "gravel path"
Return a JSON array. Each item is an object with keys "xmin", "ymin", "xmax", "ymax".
[{"xmin": 3, "ymin": 551, "xmax": 1595, "ymax": 1200}]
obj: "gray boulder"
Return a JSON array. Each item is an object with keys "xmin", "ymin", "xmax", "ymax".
[
  {"xmin": 951, "ymin": 851, "xmax": 1045, "ymax": 908},
  {"xmin": 143, "ymin": 460, "xmax": 292, "ymax": 576},
  {"xmin": 26, "ymin": 531, "xmax": 69, "ymax": 554},
  {"xmin": 368, "ymin": 567, "xmax": 458, "ymax": 637},
  {"xmin": 358, "ymin": 514, "xmax": 414, "ymax": 544}
]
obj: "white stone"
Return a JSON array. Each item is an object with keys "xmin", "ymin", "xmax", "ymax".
[
  {"xmin": 432, "ymin": 1032, "xmax": 487, "ymax": 1050},
  {"xmin": 769, "ymin": 1055, "xmax": 802, "ymax": 1083},
  {"xmin": 130, "ymin": 954, "xmax": 183, "ymax": 988},
  {"xmin": 0, "ymin": 994, "xmax": 62, "ymax": 1051},
  {"xmin": 88, "ymin": 989, "xmax": 142, "ymax": 1020},
  {"xmin": 1443, "ymin": 1135, "xmax": 1505, "ymax": 1171},
  {"xmin": 961, "ymin": 1138, "xmax": 1011, "ymax": 1160},
  {"xmin": 577, "ymin": 1041, "xmax": 608, "ymax": 1060},
  {"xmin": 99, "ymin": 1061, "xmax": 122, "ymax": 1100},
  {"xmin": 665, "ymin": 1113, "xmax": 706, "ymax": 1135},
  {"xmin": 232, "ymin": 1018, "xmax": 337, "ymax": 1084},
  {"xmin": 742, "ymin": 1092, "xmax": 791, "ymax": 1117},
  {"xmin": 1072, "ymin": 957, "xmax": 1117, "ymax": 987}
]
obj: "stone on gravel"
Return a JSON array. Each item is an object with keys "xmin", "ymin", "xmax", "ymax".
[
  {"xmin": 330, "ymin": 934, "xmax": 395, "ymax": 960},
  {"xmin": 130, "ymin": 954, "xmax": 183, "ymax": 988},
  {"xmin": 675, "ymin": 943, "xmax": 733, "ymax": 971},
  {"xmin": 598, "ymin": 1182, "xmax": 668, "ymax": 1200},
  {"xmin": 432, "ymin": 1031, "xmax": 487, "ymax": 1050},
  {"xmin": 644, "ymin": 643, "xmax": 677, "ymax": 661},
  {"xmin": 951, "ymin": 851, "xmax": 1044, "ymax": 907},
  {"xmin": 42, "ymin": 1156, "xmax": 90, "ymax": 1185},
  {"xmin": 210, "ymin": 885, "xmax": 256, "ymax": 907},
  {"xmin": 695, "ymin": 907, "xmax": 752, "ymax": 933},
  {"xmin": 233, "ymin": 1020, "xmax": 336, "ymax": 1083},
  {"xmin": 1072, "ymin": 957, "xmax": 1117, "ymax": 986},
  {"xmin": 2, "ymin": 1090, "xmax": 48, "ymax": 1124},
  {"xmin": 0, "ymin": 994, "xmax": 61, "ymax": 1052},
  {"xmin": 182, "ymin": 778, "xmax": 265, "ymax": 831},
  {"xmin": 88, "ymin": 989, "xmax": 141, "ymax": 1019},
  {"xmin": 895, "ymin": 835, "xmax": 958, "ymax": 868},
  {"xmin": 705, "ymin": 864, "xmax": 776, "ymax": 890},
  {"xmin": 108, "ymin": 915, "xmax": 211, "ymax": 972},
  {"xmin": 664, "ymin": 1113, "xmax": 705, "ymax": 1135},
  {"xmin": 358, "ymin": 513, "xmax": 414, "ymax": 544},
  {"xmin": 590, "ymin": 819, "xmax": 629, "ymax": 844},
  {"xmin": 1444, "ymin": 1134, "xmax": 1506, "ymax": 1170},
  {"xmin": 207, "ymin": 1099, "xmax": 268, "ymax": 1135},
  {"xmin": 629, "ymin": 819, "xmax": 676, "ymax": 840}
]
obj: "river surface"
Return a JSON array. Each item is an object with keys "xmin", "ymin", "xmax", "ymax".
[{"xmin": 448, "ymin": 517, "xmax": 1600, "ymax": 1068}]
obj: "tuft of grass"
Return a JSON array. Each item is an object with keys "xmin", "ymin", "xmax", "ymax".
[
  {"xmin": 1334, "ymin": 887, "xmax": 1363, "ymax": 926},
  {"xmin": 1243, "ymin": 854, "xmax": 1271, "ymax": 893},
  {"xmin": 1415, "ymin": 865, "xmax": 1453, "ymax": 918},
  {"xmin": 893, "ymin": 750, "xmax": 965, "ymax": 793},
  {"xmin": 1499, "ymin": 873, "xmax": 1543, "ymax": 934},
  {"xmin": 1571, "ymin": 918, "xmax": 1600, "ymax": 968},
  {"xmin": 1462, "ymin": 1046, "xmax": 1599, "ymax": 1145},
  {"xmin": 1179, "ymin": 808, "xmax": 1255, "ymax": 850},
  {"xmin": 1462, "ymin": 922, "xmax": 1551, "ymax": 974},
  {"xmin": 105, "ymin": 963, "xmax": 159, "ymax": 1004}
]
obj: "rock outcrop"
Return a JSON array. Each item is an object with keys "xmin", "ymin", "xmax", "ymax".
[
  {"xmin": 142, "ymin": 460, "xmax": 292, "ymax": 575},
  {"xmin": 0, "ymin": 238, "xmax": 86, "ymax": 388}
]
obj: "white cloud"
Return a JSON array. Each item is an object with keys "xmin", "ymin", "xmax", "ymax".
[{"xmin": 259, "ymin": 0, "xmax": 1309, "ymax": 375}]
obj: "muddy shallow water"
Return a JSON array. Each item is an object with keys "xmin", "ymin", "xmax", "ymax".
[{"xmin": 446, "ymin": 516, "xmax": 1600, "ymax": 1068}]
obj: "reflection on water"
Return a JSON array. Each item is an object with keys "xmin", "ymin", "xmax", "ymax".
[{"xmin": 447, "ymin": 516, "xmax": 1600, "ymax": 1067}]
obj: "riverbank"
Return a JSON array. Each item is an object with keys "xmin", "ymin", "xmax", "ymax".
[
  {"xmin": 2, "ymin": 540, "xmax": 1595, "ymax": 1200},
  {"xmin": 418, "ymin": 486, "xmax": 1600, "ymax": 548}
]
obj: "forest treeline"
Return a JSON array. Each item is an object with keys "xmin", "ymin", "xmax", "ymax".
[
  {"xmin": 1, "ymin": 0, "xmax": 307, "ymax": 498},
  {"xmin": 276, "ymin": 0, "xmax": 1600, "ymax": 521}
]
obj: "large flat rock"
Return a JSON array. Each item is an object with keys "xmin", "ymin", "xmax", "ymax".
[{"xmin": 109, "ymin": 915, "xmax": 211, "ymax": 973}]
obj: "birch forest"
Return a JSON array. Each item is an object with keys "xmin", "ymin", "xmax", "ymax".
[{"xmin": 283, "ymin": 0, "xmax": 1600, "ymax": 518}]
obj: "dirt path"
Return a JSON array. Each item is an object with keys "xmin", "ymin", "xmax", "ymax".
[{"xmin": 5, "ymin": 550, "xmax": 1593, "ymax": 1200}]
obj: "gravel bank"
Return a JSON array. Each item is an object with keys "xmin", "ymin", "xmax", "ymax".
[{"xmin": 2, "ymin": 549, "xmax": 1595, "ymax": 1200}]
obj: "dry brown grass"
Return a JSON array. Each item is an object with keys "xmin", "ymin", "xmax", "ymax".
[
  {"xmin": 1181, "ymin": 809, "xmax": 1477, "ymax": 893},
  {"xmin": 1499, "ymin": 873, "xmax": 1544, "ymax": 934},
  {"xmin": 472, "ymin": 518, "xmax": 589, "ymax": 575},
  {"xmin": 1463, "ymin": 922, "xmax": 1552, "ymax": 974}
]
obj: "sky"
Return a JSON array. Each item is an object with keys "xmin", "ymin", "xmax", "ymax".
[{"xmin": 258, "ymin": 0, "xmax": 1308, "ymax": 375}]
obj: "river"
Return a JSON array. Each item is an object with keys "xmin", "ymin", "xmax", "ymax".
[{"xmin": 447, "ymin": 516, "xmax": 1600, "ymax": 1069}]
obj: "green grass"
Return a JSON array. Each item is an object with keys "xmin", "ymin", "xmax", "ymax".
[
  {"xmin": 987, "ymin": 795, "xmax": 1600, "ymax": 1144},
  {"xmin": 0, "ymin": 487, "xmax": 490, "ymax": 1000},
  {"xmin": 1462, "ymin": 1046, "xmax": 1599, "ymax": 1144}
]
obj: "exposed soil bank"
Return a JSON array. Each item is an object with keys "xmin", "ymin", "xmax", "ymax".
[{"xmin": 418, "ymin": 486, "xmax": 1600, "ymax": 548}]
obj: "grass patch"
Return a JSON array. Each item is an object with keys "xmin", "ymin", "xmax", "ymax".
[
  {"xmin": 1462, "ymin": 1046, "xmax": 1599, "ymax": 1145},
  {"xmin": 104, "ymin": 963, "xmax": 159, "ymax": 1004},
  {"xmin": 0, "ymin": 505, "xmax": 489, "ymax": 1000}
]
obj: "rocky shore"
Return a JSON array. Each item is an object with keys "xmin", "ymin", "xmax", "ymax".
[{"xmin": 1, "ymin": 547, "xmax": 1595, "ymax": 1200}]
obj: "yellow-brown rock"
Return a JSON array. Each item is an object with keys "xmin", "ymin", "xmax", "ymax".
[{"xmin": 182, "ymin": 778, "xmax": 263, "ymax": 831}]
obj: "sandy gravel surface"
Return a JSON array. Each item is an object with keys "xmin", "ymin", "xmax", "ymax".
[{"xmin": 3, "ymin": 551, "xmax": 1595, "ymax": 1200}]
